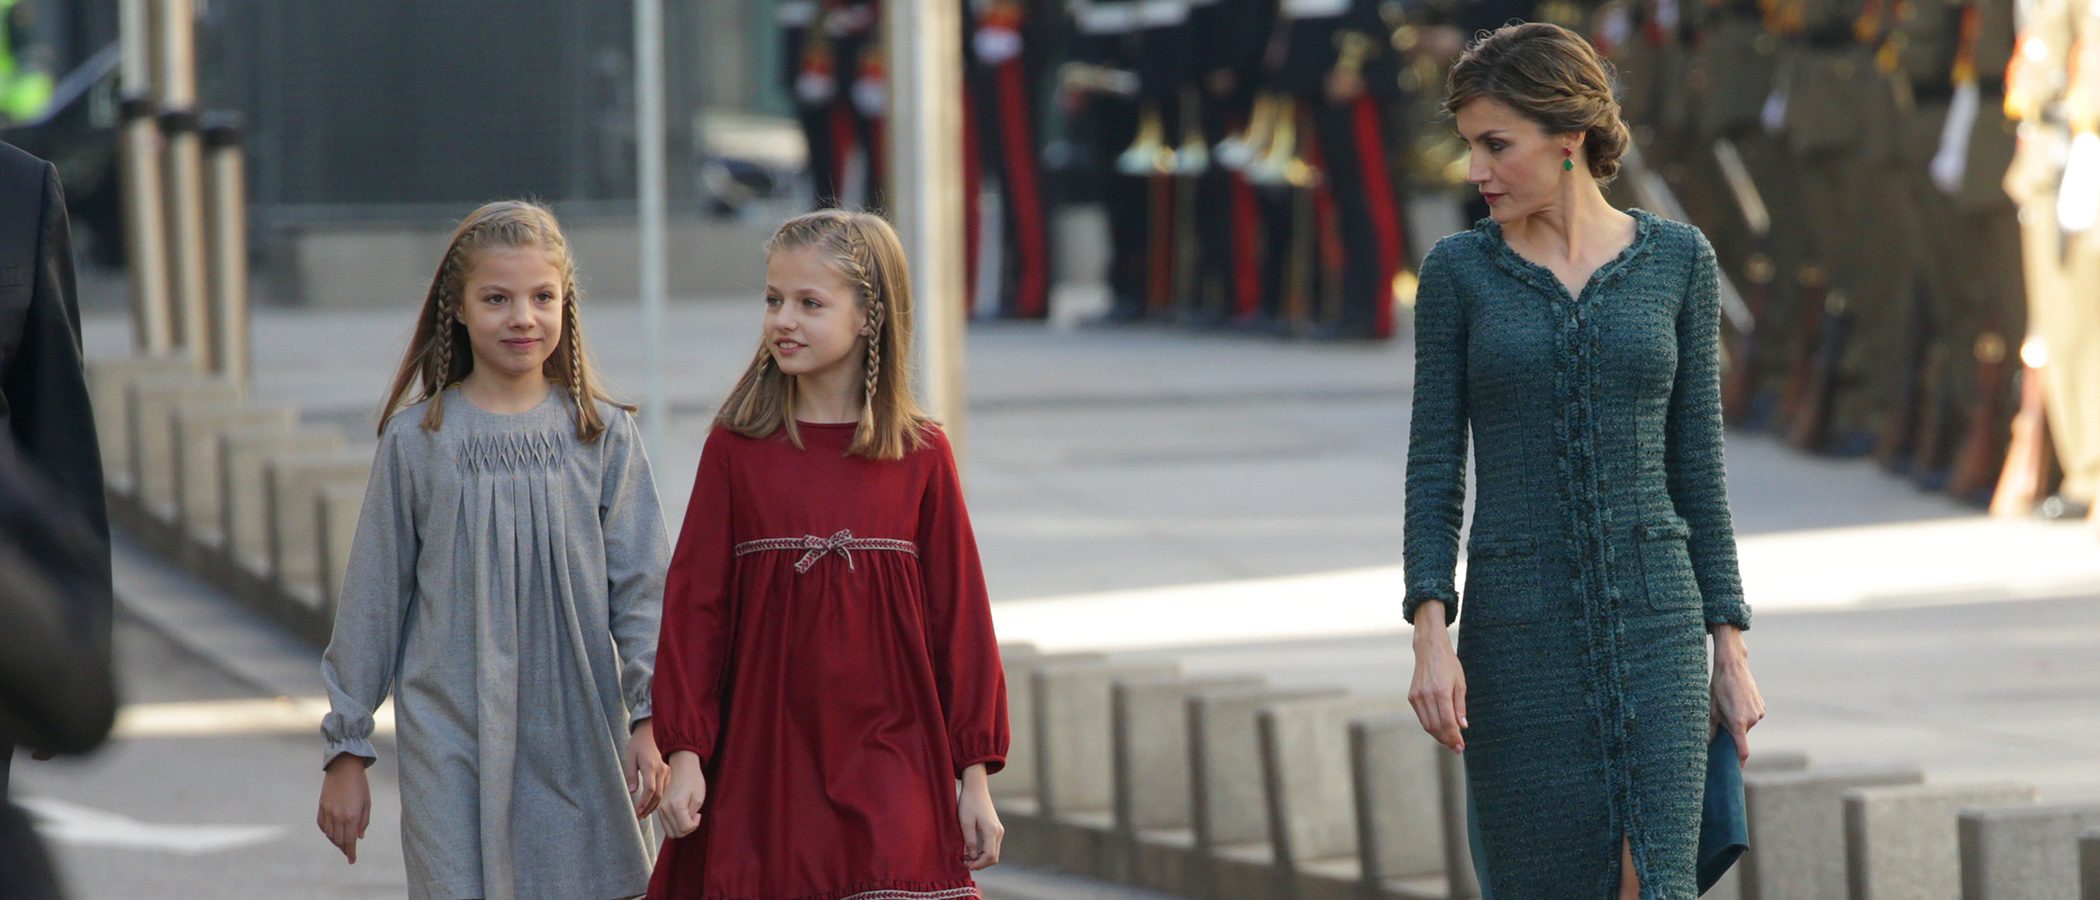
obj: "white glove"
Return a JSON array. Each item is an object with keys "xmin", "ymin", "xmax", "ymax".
[
  {"xmin": 975, "ymin": 27, "xmax": 1023, "ymax": 65},
  {"xmin": 797, "ymin": 71, "xmax": 835, "ymax": 105},
  {"xmin": 853, "ymin": 77, "xmax": 887, "ymax": 118},
  {"xmin": 1931, "ymin": 80, "xmax": 1979, "ymax": 194},
  {"xmin": 2058, "ymin": 131, "xmax": 2100, "ymax": 234}
]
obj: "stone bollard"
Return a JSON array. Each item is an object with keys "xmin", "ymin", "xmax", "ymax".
[
  {"xmin": 170, "ymin": 401, "xmax": 293, "ymax": 550},
  {"xmin": 1257, "ymin": 693, "xmax": 1411, "ymax": 900},
  {"xmin": 218, "ymin": 424, "xmax": 346, "ymax": 584},
  {"xmin": 264, "ymin": 450, "xmax": 371, "ymax": 639},
  {"xmin": 992, "ymin": 643, "xmax": 1063, "ymax": 805},
  {"xmin": 315, "ymin": 482, "xmax": 365, "ymax": 627},
  {"xmin": 1844, "ymin": 782, "xmax": 2036, "ymax": 900},
  {"xmin": 992, "ymin": 648, "xmax": 1097, "ymax": 867},
  {"xmin": 1742, "ymin": 764, "xmax": 1925, "ymax": 900},
  {"xmin": 125, "ymin": 374, "xmax": 242, "ymax": 528},
  {"xmin": 85, "ymin": 354, "xmax": 197, "ymax": 497},
  {"xmin": 1348, "ymin": 712, "xmax": 1451, "ymax": 900},
  {"xmin": 2080, "ymin": 829, "xmax": 2099, "ymax": 900},
  {"xmin": 1958, "ymin": 802, "xmax": 2100, "ymax": 899},
  {"xmin": 1187, "ymin": 683, "xmax": 1349, "ymax": 900},
  {"xmin": 1437, "ymin": 743, "xmax": 1479, "ymax": 900},
  {"xmin": 1030, "ymin": 657, "xmax": 1179, "ymax": 878},
  {"xmin": 1704, "ymin": 749, "xmax": 1812, "ymax": 900},
  {"xmin": 1112, "ymin": 672, "xmax": 1265, "ymax": 894}
]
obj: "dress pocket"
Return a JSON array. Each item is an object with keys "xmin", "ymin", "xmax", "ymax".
[
  {"xmin": 1460, "ymin": 534, "xmax": 1545, "ymax": 627},
  {"xmin": 1638, "ymin": 515, "xmax": 1701, "ymax": 611}
]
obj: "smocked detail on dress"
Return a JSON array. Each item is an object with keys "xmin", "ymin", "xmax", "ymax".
[{"xmin": 459, "ymin": 428, "xmax": 569, "ymax": 472}]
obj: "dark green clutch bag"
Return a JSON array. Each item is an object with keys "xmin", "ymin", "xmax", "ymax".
[{"xmin": 1700, "ymin": 731, "xmax": 1750, "ymax": 893}]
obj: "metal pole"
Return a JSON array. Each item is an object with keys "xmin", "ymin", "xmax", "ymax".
[
  {"xmin": 156, "ymin": 0, "xmax": 211, "ymax": 371},
  {"xmin": 634, "ymin": 0, "xmax": 668, "ymax": 457},
  {"xmin": 118, "ymin": 0, "xmax": 171, "ymax": 353},
  {"xmin": 886, "ymin": 0, "xmax": 968, "ymax": 457},
  {"xmin": 203, "ymin": 115, "xmax": 250, "ymax": 383}
]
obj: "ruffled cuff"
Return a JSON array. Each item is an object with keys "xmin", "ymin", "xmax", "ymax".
[
  {"xmin": 627, "ymin": 695, "xmax": 653, "ymax": 730},
  {"xmin": 1403, "ymin": 591, "xmax": 1460, "ymax": 627},
  {"xmin": 320, "ymin": 710, "xmax": 378, "ymax": 769},
  {"xmin": 1705, "ymin": 597, "xmax": 1752, "ymax": 631}
]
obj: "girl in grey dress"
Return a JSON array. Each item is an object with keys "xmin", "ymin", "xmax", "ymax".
[{"xmin": 316, "ymin": 201, "xmax": 671, "ymax": 899}]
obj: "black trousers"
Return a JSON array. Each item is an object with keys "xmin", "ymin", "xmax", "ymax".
[
  {"xmin": 1088, "ymin": 95, "xmax": 1150, "ymax": 313},
  {"xmin": 1310, "ymin": 94, "xmax": 1403, "ymax": 336}
]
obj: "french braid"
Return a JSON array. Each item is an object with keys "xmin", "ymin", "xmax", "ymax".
[
  {"xmin": 846, "ymin": 233, "xmax": 885, "ymax": 413},
  {"xmin": 562, "ymin": 294, "xmax": 586, "ymax": 412}
]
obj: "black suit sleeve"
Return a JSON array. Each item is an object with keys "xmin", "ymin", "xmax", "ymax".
[{"xmin": 0, "ymin": 162, "xmax": 112, "ymax": 643}]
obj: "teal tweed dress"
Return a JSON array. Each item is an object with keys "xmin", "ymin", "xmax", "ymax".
[{"xmin": 1403, "ymin": 209, "xmax": 1754, "ymax": 899}]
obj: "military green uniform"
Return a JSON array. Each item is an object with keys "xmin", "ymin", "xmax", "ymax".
[
  {"xmin": 1686, "ymin": 0, "xmax": 1807, "ymax": 422},
  {"xmin": 1908, "ymin": 0, "xmax": 2026, "ymax": 489},
  {"xmin": 1826, "ymin": 0, "xmax": 1921, "ymax": 450},
  {"xmin": 1774, "ymin": 0, "xmax": 1884, "ymax": 449}
]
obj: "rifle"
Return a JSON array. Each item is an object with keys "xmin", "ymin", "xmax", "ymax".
[
  {"xmin": 1908, "ymin": 342, "xmax": 1956, "ymax": 487},
  {"xmin": 1875, "ymin": 279, "xmax": 1935, "ymax": 468},
  {"xmin": 1714, "ymin": 138, "xmax": 1775, "ymax": 425},
  {"xmin": 1984, "ymin": 334, "xmax": 2054, "ymax": 513},
  {"xmin": 1787, "ymin": 284, "xmax": 1848, "ymax": 452},
  {"xmin": 1777, "ymin": 265, "xmax": 1828, "ymax": 430},
  {"xmin": 1723, "ymin": 254, "xmax": 1775, "ymax": 424}
]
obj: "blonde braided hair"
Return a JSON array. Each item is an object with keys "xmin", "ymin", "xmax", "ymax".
[
  {"xmin": 719, "ymin": 209, "xmax": 931, "ymax": 460},
  {"xmin": 378, "ymin": 200, "xmax": 634, "ymax": 441}
]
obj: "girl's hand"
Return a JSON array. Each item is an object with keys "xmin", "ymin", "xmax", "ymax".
[
  {"xmin": 316, "ymin": 753, "xmax": 372, "ymax": 864},
  {"xmin": 625, "ymin": 720, "xmax": 669, "ymax": 819},
  {"xmin": 1409, "ymin": 604, "xmax": 1469, "ymax": 753},
  {"xmin": 1710, "ymin": 626, "xmax": 1766, "ymax": 764},
  {"xmin": 661, "ymin": 751, "xmax": 708, "ymax": 838},
  {"xmin": 957, "ymin": 764, "xmax": 1004, "ymax": 870}
]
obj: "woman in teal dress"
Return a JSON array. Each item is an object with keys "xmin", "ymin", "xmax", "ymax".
[{"xmin": 1402, "ymin": 23, "xmax": 1769, "ymax": 899}]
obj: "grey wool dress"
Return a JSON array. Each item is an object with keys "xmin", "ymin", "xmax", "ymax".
[
  {"xmin": 1403, "ymin": 210, "xmax": 1754, "ymax": 899},
  {"xmin": 321, "ymin": 387, "xmax": 668, "ymax": 900}
]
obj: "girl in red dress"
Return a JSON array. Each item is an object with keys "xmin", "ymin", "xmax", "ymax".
[{"xmin": 649, "ymin": 210, "xmax": 1010, "ymax": 900}]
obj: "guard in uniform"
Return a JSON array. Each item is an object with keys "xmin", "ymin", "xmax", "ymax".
[
  {"xmin": 1273, "ymin": 0, "xmax": 1409, "ymax": 339},
  {"xmin": 1183, "ymin": 0, "xmax": 1272, "ymax": 326},
  {"xmin": 780, "ymin": 0, "xmax": 845, "ymax": 207},
  {"xmin": 1070, "ymin": 0, "xmax": 1154, "ymax": 321},
  {"xmin": 966, "ymin": 0, "xmax": 1056, "ymax": 319}
]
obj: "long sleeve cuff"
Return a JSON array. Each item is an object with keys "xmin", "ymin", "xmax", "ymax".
[
  {"xmin": 321, "ymin": 710, "xmax": 379, "ymax": 769},
  {"xmin": 1705, "ymin": 597, "xmax": 1752, "ymax": 631},
  {"xmin": 656, "ymin": 738, "xmax": 713, "ymax": 766},
  {"xmin": 1403, "ymin": 592, "xmax": 1460, "ymax": 627},
  {"xmin": 954, "ymin": 750, "xmax": 1006, "ymax": 779}
]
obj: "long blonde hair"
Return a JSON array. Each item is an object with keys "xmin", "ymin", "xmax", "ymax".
[
  {"xmin": 716, "ymin": 209, "xmax": 932, "ymax": 460},
  {"xmin": 377, "ymin": 200, "xmax": 633, "ymax": 442}
]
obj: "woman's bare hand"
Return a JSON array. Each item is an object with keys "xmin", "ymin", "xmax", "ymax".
[
  {"xmin": 1409, "ymin": 602, "xmax": 1469, "ymax": 753},
  {"xmin": 1710, "ymin": 625, "xmax": 1765, "ymax": 764}
]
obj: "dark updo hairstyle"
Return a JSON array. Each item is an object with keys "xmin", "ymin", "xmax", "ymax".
[{"xmin": 1442, "ymin": 22, "xmax": 1630, "ymax": 184}]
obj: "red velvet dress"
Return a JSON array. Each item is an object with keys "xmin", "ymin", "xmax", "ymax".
[{"xmin": 648, "ymin": 422, "xmax": 1009, "ymax": 900}]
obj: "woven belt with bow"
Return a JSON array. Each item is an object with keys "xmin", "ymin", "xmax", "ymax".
[{"xmin": 733, "ymin": 529, "xmax": 919, "ymax": 574}]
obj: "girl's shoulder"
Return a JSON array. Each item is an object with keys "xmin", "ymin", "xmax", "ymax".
[
  {"xmin": 377, "ymin": 397, "xmax": 434, "ymax": 445},
  {"xmin": 909, "ymin": 418, "xmax": 955, "ymax": 456}
]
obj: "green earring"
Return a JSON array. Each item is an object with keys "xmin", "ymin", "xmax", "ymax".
[{"xmin": 1563, "ymin": 147, "xmax": 1574, "ymax": 171}]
